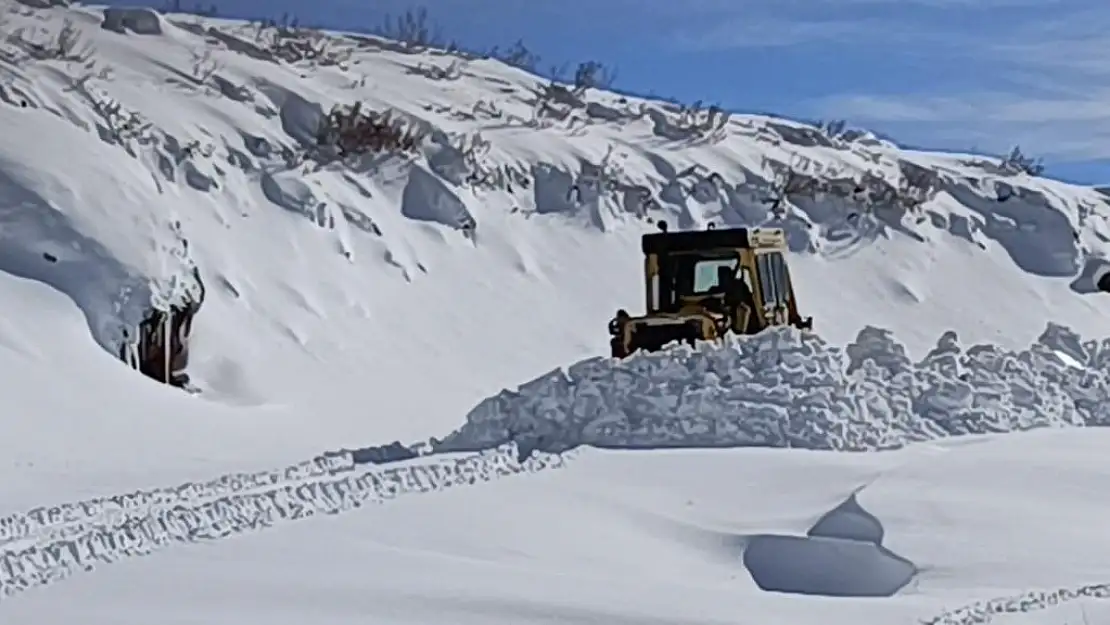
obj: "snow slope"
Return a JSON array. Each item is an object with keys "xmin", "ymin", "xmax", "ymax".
[{"xmin": 3, "ymin": 2, "xmax": 1110, "ymax": 624}]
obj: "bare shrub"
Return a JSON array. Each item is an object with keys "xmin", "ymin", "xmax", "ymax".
[
  {"xmin": 680, "ymin": 101, "xmax": 730, "ymax": 136},
  {"xmin": 548, "ymin": 62, "xmax": 568, "ymax": 82},
  {"xmin": 189, "ymin": 47, "xmax": 221, "ymax": 82},
  {"xmin": 815, "ymin": 118, "xmax": 850, "ymax": 140},
  {"xmin": 1001, "ymin": 145, "xmax": 1044, "ymax": 176},
  {"xmin": 274, "ymin": 29, "xmax": 352, "ymax": 66},
  {"xmin": 444, "ymin": 132, "xmax": 531, "ymax": 193},
  {"xmin": 8, "ymin": 17, "xmax": 93, "ymax": 62},
  {"xmin": 243, "ymin": 20, "xmax": 353, "ymax": 67},
  {"xmin": 648, "ymin": 100, "xmax": 731, "ymax": 143},
  {"xmin": 760, "ymin": 156, "xmax": 823, "ymax": 215},
  {"xmin": 490, "ymin": 38, "xmax": 539, "ymax": 72},
  {"xmin": 471, "ymin": 98, "xmax": 506, "ymax": 120},
  {"xmin": 407, "ymin": 58, "xmax": 462, "ymax": 81},
  {"xmin": 526, "ymin": 82, "xmax": 582, "ymax": 128},
  {"xmin": 566, "ymin": 145, "xmax": 642, "ymax": 211},
  {"xmin": 894, "ymin": 161, "xmax": 940, "ymax": 212},
  {"xmin": 757, "ymin": 153, "xmax": 939, "ymax": 221},
  {"xmin": 377, "ymin": 7, "xmax": 443, "ymax": 50},
  {"xmin": 559, "ymin": 146, "xmax": 658, "ymax": 220},
  {"xmin": 573, "ymin": 60, "xmax": 617, "ymax": 93},
  {"xmin": 315, "ymin": 102, "xmax": 426, "ymax": 159}
]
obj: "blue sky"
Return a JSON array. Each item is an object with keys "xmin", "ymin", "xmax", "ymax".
[{"xmin": 121, "ymin": 0, "xmax": 1109, "ymax": 184}]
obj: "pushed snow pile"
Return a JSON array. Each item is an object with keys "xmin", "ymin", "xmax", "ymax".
[
  {"xmin": 744, "ymin": 494, "xmax": 915, "ymax": 597},
  {"xmin": 438, "ymin": 322, "xmax": 1110, "ymax": 454}
]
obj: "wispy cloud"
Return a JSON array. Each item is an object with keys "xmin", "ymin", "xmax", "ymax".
[
  {"xmin": 672, "ymin": 17, "xmax": 906, "ymax": 50},
  {"xmin": 665, "ymin": 0, "xmax": 998, "ymax": 52},
  {"xmin": 777, "ymin": 1, "xmax": 1110, "ymax": 160}
]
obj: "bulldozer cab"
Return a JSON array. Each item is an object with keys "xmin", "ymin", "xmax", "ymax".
[{"xmin": 609, "ymin": 222, "xmax": 811, "ymax": 358}]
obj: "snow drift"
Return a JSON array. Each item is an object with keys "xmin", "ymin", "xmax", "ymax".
[{"xmin": 439, "ymin": 322, "xmax": 1110, "ymax": 455}]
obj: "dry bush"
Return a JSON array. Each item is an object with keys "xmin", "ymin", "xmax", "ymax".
[
  {"xmin": 761, "ymin": 156, "xmax": 824, "ymax": 215},
  {"xmin": 573, "ymin": 60, "xmax": 617, "ymax": 93},
  {"xmin": 407, "ymin": 58, "xmax": 462, "ymax": 81},
  {"xmin": 377, "ymin": 7, "xmax": 444, "ymax": 50},
  {"xmin": 1001, "ymin": 145, "xmax": 1044, "ymax": 176},
  {"xmin": 681, "ymin": 101, "xmax": 730, "ymax": 137},
  {"xmin": 758, "ymin": 154, "xmax": 940, "ymax": 219},
  {"xmin": 315, "ymin": 102, "xmax": 426, "ymax": 159},
  {"xmin": 567, "ymin": 145, "xmax": 630, "ymax": 204},
  {"xmin": 489, "ymin": 38, "xmax": 540, "ymax": 72},
  {"xmin": 471, "ymin": 98, "xmax": 509, "ymax": 120},
  {"xmin": 444, "ymin": 132, "xmax": 531, "ymax": 193},
  {"xmin": 273, "ymin": 29, "xmax": 352, "ymax": 67},
  {"xmin": 814, "ymin": 118, "xmax": 852, "ymax": 140},
  {"xmin": 893, "ymin": 161, "xmax": 940, "ymax": 211},
  {"xmin": 94, "ymin": 98, "xmax": 153, "ymax": 147},
  {"xmin": 6, "ymin": 17, "xmax": 93, "ymax": 63},
  {"xmin": 247, "ymin": 20, "xmax": 353, "ymax": 67},
  {"xmin": 960, "ymin": 145, "xmax": 1045, "ymax": 178},
  {"xmin": 189, "ymin": 46, "xmax": 221, "ymax": 81},
  {"xmin": 647, "ymin": 99, "xmax": 731, "ymax": 143}
]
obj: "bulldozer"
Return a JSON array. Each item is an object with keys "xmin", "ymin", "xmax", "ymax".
[{"xmin": 608, "ymin": 221, "xmax": 813, "ymax": 359}]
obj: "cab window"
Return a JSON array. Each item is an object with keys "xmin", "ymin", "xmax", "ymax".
[
  {"xmin": 669, "ymin": 254, "xmax": 736, "ymax": 298},
  {"xmin": 691, "ymin": 258, "xmax": 738, "ymax": 294},
  {"xmin": 755, "ymin": 252, "xmax": 790, "ymax": 310}
]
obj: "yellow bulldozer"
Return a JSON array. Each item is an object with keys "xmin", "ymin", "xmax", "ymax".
[{"xmin": 608, "ymin": 221, "xmax": 813, "ymax": 359}]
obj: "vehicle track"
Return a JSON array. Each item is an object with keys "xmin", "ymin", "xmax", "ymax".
[
  {"xmin": 922, "ymin": 582, "xmax": 1110, "ymax": 625},
  {"xmin": 0, "ymin": 444, "xmax": 572, "ymax": 602},
  {"xmin": 0, "ymin": 451, "xmax": 354, "ymax": 551}
]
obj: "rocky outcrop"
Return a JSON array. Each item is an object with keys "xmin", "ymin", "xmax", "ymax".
[{"xmin": 119, "ymin": 268, "xmax": 205, "ymax": 389}]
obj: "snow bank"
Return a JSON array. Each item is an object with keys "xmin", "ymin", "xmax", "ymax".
[{"xmin": 438, "ymin": 323, "xmax": 1110, "ymax": 455}]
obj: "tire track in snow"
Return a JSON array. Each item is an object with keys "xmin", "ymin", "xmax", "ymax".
[
  {"xmin": 0, "ymin": 452, "xmax": 355, "ymax": 551},
  {"xmin": 922, "ymin": 584, "xmax": 1110, "ymax": 625},
  {"xmin": 0, "ymin": 445, "xmax": 572, "ymax": 602}
]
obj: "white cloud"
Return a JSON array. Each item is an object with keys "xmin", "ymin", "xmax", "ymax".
[
  {"xmin": 799, "ymin": 3, "xmax": 1110, "ymax": 159},
  {"xmin": 673, "ymin": 17, "xmax": 898, "ymax": 50}
]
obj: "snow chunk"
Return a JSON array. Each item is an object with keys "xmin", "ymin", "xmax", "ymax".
[
  {"xmin": 400, "ymin": 165, "xmax": 476, "ymax": 231},
  {"xmin": 438, "ymin": 323, "xmax": 1110, "ymax": 455},
  {"xmin": 101, "ymin": 7, "xmax": 164, "ymax": 35}
]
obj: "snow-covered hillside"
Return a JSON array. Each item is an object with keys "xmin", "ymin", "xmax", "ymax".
[{"xmin": 4, "ymin": 2, "xmax": 1110, "ymax": 624}]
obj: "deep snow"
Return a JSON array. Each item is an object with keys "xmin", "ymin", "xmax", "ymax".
[{"xmin": 3, "ymin": 2, "xmax": 1110, "ymax": 624}]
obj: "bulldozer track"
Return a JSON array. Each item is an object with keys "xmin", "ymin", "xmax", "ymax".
[
  {"xmin": 0, "ymin": 445, "xmax": 572, "ymax": 602},
  {"xmin": 922, "ymin": 582, "xmax": 1110, "ymax": 625},
  {"xmin": 0, "ymin": 452, "xmax": 355, "ymax": 552}
]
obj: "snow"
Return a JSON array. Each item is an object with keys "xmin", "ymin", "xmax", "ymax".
[
  {"xmin": 3, "ymin": 2, "xmax": 1110, "ymax": 624},
  {"xmin": 438, "ymin": 324, "xmax": 1110, "ymax": 455}
]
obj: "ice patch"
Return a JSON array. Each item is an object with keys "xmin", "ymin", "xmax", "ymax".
[{"xmin": 743, "ymin": 494, "xmax": 915, "ymax": 598}]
